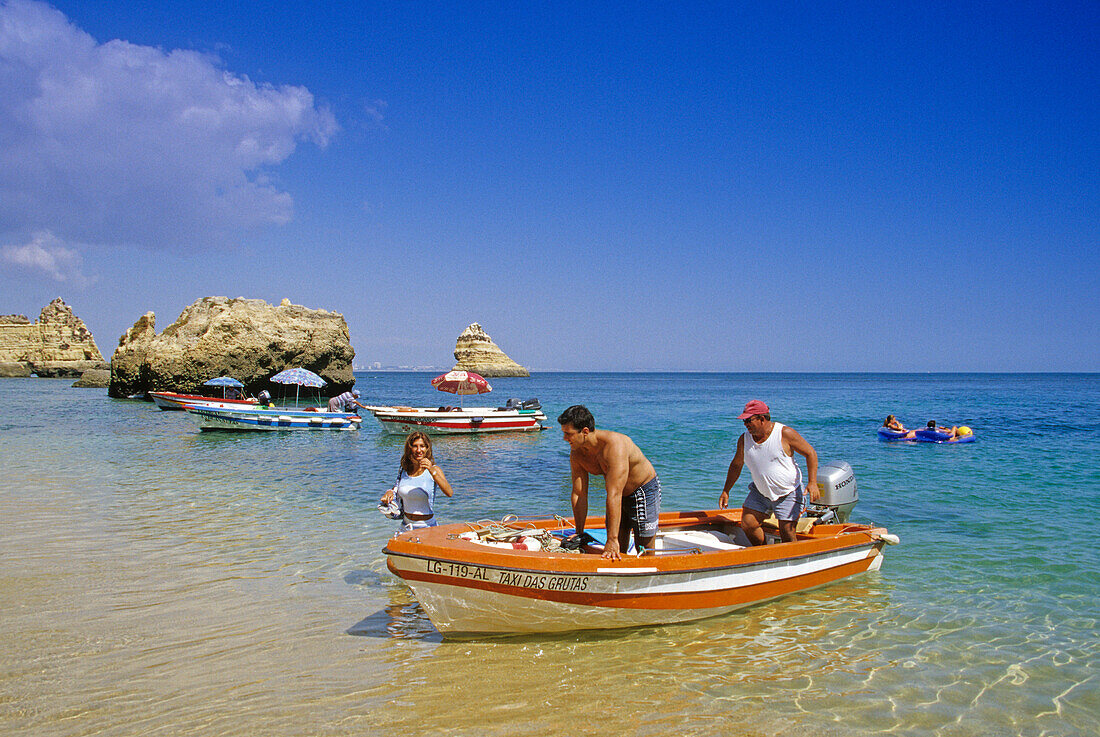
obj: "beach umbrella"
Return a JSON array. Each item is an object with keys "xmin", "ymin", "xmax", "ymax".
[
  {"xmin": 203, "ymin": 375, "xmax": 244, "ymax": 399},
  {"xmin": 270, "ymin": 367, "xmax": 327, "ymax": 405},
  {"xmin": 431, "ymin": 370, "xmax": 491, "ymax": 406},
  {"xmin": 203, "ymin": 376, "xmax": 244, "ymax": 387}
]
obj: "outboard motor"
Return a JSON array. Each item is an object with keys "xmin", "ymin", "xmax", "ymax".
[
  {"xmin": 809, "ymin": 460, "xmax": 859, "ymax": 523},
  {"xmin": 504, "ymin": 398, "xmax": 523, "ymax": 409},
  {"xmin": 520, "ymin": 398, "xmax": 541, "ymax": 410}
]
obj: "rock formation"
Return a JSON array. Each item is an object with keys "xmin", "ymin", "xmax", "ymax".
[
  {"xmin": 0, "ymin": 298, "xmax": 106, "ymax": 377},
  {"xmin": 108, "ymin": 297, "xmax": 355, "ymax": 398},
  {"xmin": 452, "ymin": 323, "xmax": 529, "ymax": 377},
  {"xmin": 73, "ymin": 368, "xmax": 111, "ymax": 388},
  {"xmin": 0, "ymin": 362, "xmax": 32, "ymax": 377}
]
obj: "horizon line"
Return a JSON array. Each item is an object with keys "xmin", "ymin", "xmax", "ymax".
[{"xmin": 354, "ymin": 369, "xmax": 1100, "ymax": 375}]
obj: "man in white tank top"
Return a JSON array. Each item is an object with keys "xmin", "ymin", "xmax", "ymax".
[{"xmin": 718, "ymin": 400, "xmax": 819, "ymax": 545}]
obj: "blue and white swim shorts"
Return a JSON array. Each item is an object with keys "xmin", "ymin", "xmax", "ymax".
[{"xmin": 622, "ymin": 475, "xmax": 662, "ymax": 540}]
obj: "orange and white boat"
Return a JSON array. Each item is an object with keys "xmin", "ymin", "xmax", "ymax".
[{"xmin": 383, "ymin": 462, "xmax": 899, "ymax": 636}]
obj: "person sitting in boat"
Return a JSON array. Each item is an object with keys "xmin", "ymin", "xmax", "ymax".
[
  {"xmin": 718, "ymin": 400, "xmax": 819, "ymax": 545},
  {"xmin": 558, "ymin": 404, "xmax": 662, "ymax": 561},
  {"xmin": 257, "ymin": 390, "xmax": 276, "ymax": 409},
  {"xmin": 378, "ymin": 432, "xmax": 454, "ymax": 532},
  {"xmin": 328, "ymin": 389, "xmax": 367, "ymax": 415},
  {"xmin": 883, "ymin": 415, "xmax": 916, "ymax": 439},
  {"xmin": 224, "ymin": 387, "xmax": 242, "ymax": 400}
]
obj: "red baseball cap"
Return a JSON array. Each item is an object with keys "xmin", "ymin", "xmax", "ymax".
[{"xmin": 737, "ymin": 399, "xmax": 769, "ymax": 419}]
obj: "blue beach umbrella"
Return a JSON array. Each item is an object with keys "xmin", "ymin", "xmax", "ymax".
[
  {"xmin": 203, "ymin": 376, "xmax": 244, "ymax": 387},
  {"xmin": 269, "ymin": 367, "xmax": 327, "ymax": 406},
  {"xmin": 202, "ymin": 375, "xmax": 244, "ymax": 398}
]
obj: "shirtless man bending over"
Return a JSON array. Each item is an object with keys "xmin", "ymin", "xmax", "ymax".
[{"xmin": 558, "ymin": 405, "xmax": 662, "ymax": 560}]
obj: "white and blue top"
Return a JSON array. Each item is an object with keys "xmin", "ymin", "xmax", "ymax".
[{"xmin": 394, "ymin": 468, "xmax": 438, "ymax": 517}]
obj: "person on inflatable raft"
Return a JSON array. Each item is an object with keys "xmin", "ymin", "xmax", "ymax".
[
  {"xmin": 882, "ymin": 415, "xmax": 917, "ymax": 439},
  {"xmin": 923, "ymin": 420, "xmax": 974, "ymax": 442}
]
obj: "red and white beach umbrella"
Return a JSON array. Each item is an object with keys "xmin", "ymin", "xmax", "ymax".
[{"xmin": 430, "ymin": 370, "xmax": 492, "ymax": 396}]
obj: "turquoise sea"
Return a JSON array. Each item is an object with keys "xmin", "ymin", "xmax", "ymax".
[{"xmin": 2, "ymin": 372, "xmax": 1097, "ymax": 736}]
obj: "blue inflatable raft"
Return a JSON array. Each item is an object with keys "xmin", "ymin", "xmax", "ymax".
[{"xmin": 914, "ymin": 428, "xmax": 976, "ymax": 443}]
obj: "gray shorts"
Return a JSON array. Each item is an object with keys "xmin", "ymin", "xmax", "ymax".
[
  {"xmin": 743, "ymin": 482, "xmax": 804, "ymax": 522},
  {"xmin": 622, "ymin": 475, "xmax": 661, "ymax": 540}
]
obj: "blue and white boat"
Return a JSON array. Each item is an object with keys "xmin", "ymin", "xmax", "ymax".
[{"xmin": 183, "ymin": 404, "xmax": 362, "ymax": 431}]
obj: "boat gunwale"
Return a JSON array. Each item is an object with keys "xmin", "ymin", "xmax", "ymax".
[
  {"xmin": 384, "ymin": 537, "xmax": 879, "ymax": 579},
  {"xmin": 382, "ymin": 510, "xmax": 885, "ymax": 576},
  {"xmin": 149, "ymin": 391, "xmax": 256, "ymax": 403}
]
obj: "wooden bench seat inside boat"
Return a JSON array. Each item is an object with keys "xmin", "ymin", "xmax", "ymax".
[
  {"xmin": 652, "ymin": 529, "xmax": 743, "ymax": 553},
  {"xmin": 761, "ymin": 514, "xmax": 817, "ymax": 534}
]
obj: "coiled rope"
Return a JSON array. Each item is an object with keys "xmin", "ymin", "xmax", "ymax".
[{"xmin": 447, "ymin": 514, "xmax": 575, "ymax": 552}]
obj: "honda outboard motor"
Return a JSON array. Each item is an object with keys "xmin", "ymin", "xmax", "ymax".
[
  {"xmin": 520, "ymin": 398, "xmax": 541, "ymax": 410},
  {"xmin": 809, "ymin": 460, "xmax": 858, "ymax": 523}
]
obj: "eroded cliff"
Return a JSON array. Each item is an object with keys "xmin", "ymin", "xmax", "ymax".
[
  {"xmin": 109, "ymin": 297, "xmax": 355, "ymax": 398},
  {"xmin": 0, "ymin": 298, "xmax": 105, "ymax": 377},
  {"xmin": 452, "ymin": 323, "xmax": 529, "ymax": 378}
]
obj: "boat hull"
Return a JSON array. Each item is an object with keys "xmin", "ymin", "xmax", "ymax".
[
  {"xmin": 149, "ymin": 392, "xmax": 257, "ymax": 411},
  {"xmin": 363, "ymin": 405, "xmax": 546, "ymax": 434},
  {"xmin": 183, "ymin": 405, "xmax": 361, "ymax": 431},
  {"xmin": 383, "ymin": 510, "xmax": 893, "ymax": 636}
]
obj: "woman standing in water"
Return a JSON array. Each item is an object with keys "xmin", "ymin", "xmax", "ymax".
[{"xmin": 379, "ymin": 432, "xmax": 454, "ymax": 532}]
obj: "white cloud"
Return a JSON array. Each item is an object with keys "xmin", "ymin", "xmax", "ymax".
[
  {"xmin": 0, "ymin": 0, "xmax": 338, "ymax": 249},
  {"xmin": 362, "ymin": 98, "xmax": 388, "ymax": 130},
  {"xmin": 1, "ymin": 230, "xmax": 91, "ymax": 284}
]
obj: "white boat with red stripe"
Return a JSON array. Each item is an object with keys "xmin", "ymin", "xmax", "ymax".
[
  {"xmin": 148, "ymin": 391, "xmax": 258, "ymax": 411},
  {"xmin": 363, "ymin": 400, "xmax": 547, "ymax": 435}
]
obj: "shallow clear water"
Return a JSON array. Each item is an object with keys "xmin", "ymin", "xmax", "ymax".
[{"xmin": 1, "ymin": 373, "xmax": 1097, "ymax": 735}]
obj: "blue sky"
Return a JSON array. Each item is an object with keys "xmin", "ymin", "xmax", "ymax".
[{"xmin": 1, "ymin": 0, "xmax": 1097, "ymax": 371}]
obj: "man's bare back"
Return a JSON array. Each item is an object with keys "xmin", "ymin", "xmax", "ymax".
[{"xmin": 569, "ymin": 429, "xmax": 656, "ymax": 494}]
